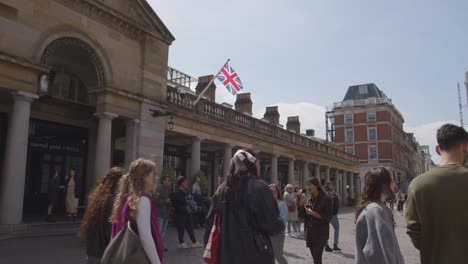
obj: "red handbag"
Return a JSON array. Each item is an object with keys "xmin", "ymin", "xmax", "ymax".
[{"xmin": 203, "ymin": 211, "xmax": 221, "ymax": 264}]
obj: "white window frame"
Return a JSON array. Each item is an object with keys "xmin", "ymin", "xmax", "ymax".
[
  {"xmin": 359, "ymin": 85, "xmax": 368, "ymax": 94},
  {"xmin": 367, "ymin": 111, "xmax": 376, "ymax": 123},
  {"xmin": 345, "ymin": 113, "xmax": 353, "ymax": 124},
  {"xmin": 345, "ymin": 129, "xmax": 354, "ymax": 143},
  {"xmin": 369, "ymin": 145, "xmax": 377, "ymax": 160},
  {"xmin": 368, "ymin": 127, "xmax": 377, "ymax": 142}
]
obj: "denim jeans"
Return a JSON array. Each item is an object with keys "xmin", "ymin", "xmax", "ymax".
[
  {"xmin": 157, "ymin": 216, "xmax": 169, "ymax": 238},
  {"xmin": 327, "ymin": 214, "xmax": 340, "ymax": 246}
]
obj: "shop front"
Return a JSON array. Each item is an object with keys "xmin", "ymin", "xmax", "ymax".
[{"xmin": 23, "ymin": 119, "xmax": 88, "ymax": 222}]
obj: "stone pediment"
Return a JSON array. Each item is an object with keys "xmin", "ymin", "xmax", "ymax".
[
  {"xmin": 116, "ymin": 0, "xmax": 175, "ymax": 43},
  {"xmin": 55, "ymin": 0, "xmax": 175, "ymax": 43}
]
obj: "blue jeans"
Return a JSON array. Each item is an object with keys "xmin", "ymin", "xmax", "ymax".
[
  {"xmin": 328, "ymin": 214, "xmax": 340, "ymax": 246},
  {"xmin": 158, "ymin": 216, "xmax": 169, "ymax": 238}
]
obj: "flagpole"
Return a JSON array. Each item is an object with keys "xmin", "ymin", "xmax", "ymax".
[{"xmin": 194, "ymin": 58, "xmax": 230, "ymax": 106}]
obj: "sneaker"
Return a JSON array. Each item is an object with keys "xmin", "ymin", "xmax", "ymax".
[
  {"xmin": 333, "ymin": 244, "xmax": 341, "ymax": 251},
  {"xmin": 325, "ymin": 245, "xmax": 333, "ymax": 252},
  {"xmin": 177, "ymin": 243, "xmax": 189, "ymax": 249},
  {"xmin": 191, "ymin": 242, "xmax": 203, "ymax": 248}
]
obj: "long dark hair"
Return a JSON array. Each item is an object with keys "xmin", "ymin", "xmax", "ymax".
[
  {"xmin": 306, "ymin": 178, "xmax": 324, "ymax": 194},
  {"xmin": 80, "ymin": 167, "xmax": 125, "ymax": 240},
  {"xmin": 225, "ymin": 150, "xmax": 259, "ymax": 207},
  {"xmin": 355, "ymin": 167, "xmax": 395, "ymax": 223}
]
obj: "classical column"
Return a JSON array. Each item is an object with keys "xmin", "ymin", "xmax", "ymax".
[
  {"xmin": 124, "ymin": 119, "xmax": 139, "ymax": 168},
  {"xmin": 315, "ymin": 165, "xmax": 321, "ymax": 180},
  {"xmin": 350, "ymin": 172, "xmax": 355, "ymax": 201},
  {"xmin": 271, "ymin": 154, "xmax": 279, "ymax": 184},
  {"xmin": 333, "ymin": 169, "xmax": 339, "ymax": 193},
  {"xmin": 288, "ymin": 158, "xmax": 295, "ymax": 186},
  {"xmin": 342, "ymin": 171, "xmax": 348, "ymax": 205},
  {"xmin": 191, "ymin": 137, "xmax": 201, "ymax": 176},
  {"xmin": 325, "ymin": 166, "xmax": 331, "ymax": 184},
  {"xmin": 0, "ymin": 92, "xmax": 38, "ymax": 224},
  {"xmin": 94, "ymin": 112, "xmax": 118, "ymax": 179},
  {"xmin": 223, "ymin": 143, "xmax": 233, "ymax": 178},
  {"xmin": 302, "ymin": 161, "xmax": 309, "ymax": 187}
]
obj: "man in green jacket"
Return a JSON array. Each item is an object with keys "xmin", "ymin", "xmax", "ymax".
[{"xmin": 406, "ymin": 123, "xmax": 468, "ymax": 264}]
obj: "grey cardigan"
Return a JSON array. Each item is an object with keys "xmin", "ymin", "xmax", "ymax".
[{"xmin": 355, "ymin": 202, "xmax": 404, "ymax": 264}]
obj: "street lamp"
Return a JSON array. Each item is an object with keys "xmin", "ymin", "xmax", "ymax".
[{"xmin": 149, "ymin": 109, "xmax": 174, "ymax": 130}]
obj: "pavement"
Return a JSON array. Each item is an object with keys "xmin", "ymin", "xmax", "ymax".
[{"xmin": 0, "ymin": 206, "xmax": 421, "ymax": 264}]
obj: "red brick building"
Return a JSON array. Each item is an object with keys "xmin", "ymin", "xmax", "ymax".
[{"xmin": 331, "ymin": 83, "xmax": 428, "ymax": 191}]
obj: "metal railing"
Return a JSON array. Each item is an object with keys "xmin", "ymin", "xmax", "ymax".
[{"xmin": 167, "ymin": 87, "xmax": 358, "ymax": 164}]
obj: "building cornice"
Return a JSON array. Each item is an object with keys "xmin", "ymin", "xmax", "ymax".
[{"xmin": 54, "ymin": 0, "xmax": 175, "ymax": 44}]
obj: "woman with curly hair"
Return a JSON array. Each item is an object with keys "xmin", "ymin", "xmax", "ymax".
[
  {"xmin": 110, "ymin": 158, "xmax": 164, "ymax": 264},
  {"xmin": 355, "ymin": 167, "xmax": 404, "ymax": 264},
  {"xmin": 80, "ymin": 167, "xmax": 125, "ymax": 264}
]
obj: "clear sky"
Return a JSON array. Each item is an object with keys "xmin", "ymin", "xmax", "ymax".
[{"xmin": 149, "ymin": 0, "xmax": 468, "ymax": 163}]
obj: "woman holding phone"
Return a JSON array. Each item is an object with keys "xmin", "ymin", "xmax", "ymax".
[{"xmin": 298, "ymin": 179, "xmax": 333, "ymax": 264}]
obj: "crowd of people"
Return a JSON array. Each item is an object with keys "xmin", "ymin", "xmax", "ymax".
[{"xmin": 78, "ymin": 123, "xmax": 467, "ymax": 264}]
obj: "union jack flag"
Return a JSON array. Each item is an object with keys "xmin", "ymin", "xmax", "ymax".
[{"xmin": 216, "ymin": 61, "xmax": 243, "ymax": 95}]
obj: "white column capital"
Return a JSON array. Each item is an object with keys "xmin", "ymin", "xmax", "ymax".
[
  {"xmin": 193, "ymin": 136, "xmax": 204, "ymax": 143},
  {"xmin": 12, "ymin": 91, "xmax": 38, "ymax": 102},
  {"xmin": 94, "ymin": 112, "xmax": 118, "ymax": 120}
]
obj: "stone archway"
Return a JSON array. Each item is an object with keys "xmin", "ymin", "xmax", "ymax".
[
  {"xmin": 41, "ymin": 37, "xmax": 105, "ymax": 86},
  {"xmin": 39, "ymin": 37, "xmax": 105, "ymax": 104}
]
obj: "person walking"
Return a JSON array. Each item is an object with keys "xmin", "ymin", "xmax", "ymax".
[
  {"xmin": 324, "ymin": 182, "xmax": 341, "ymax": 252},
  {"xmin": 269, "ymin": 183, "xmax": 289, "ymax": 264},
  {"xmin": 153, "ymin": 175, "xmax": 172, "ymax": 251},
  {"xmin": 406, "ymin": 124, "xmax": 468, "ymax": 264},
  {"xmin": 204, "ymin": 149, "xmax": 284, "ymax": 264},
  {"xmin": 355, "ymin": 167, "xmax": 404, "ymax": 264},
  {"xmin": 191, "ymin": 176, "xmax": 205, "ymax": 229},
  {"xmin": 65, "ymin": 169, "xmax": 81, "ymax": 222},
  {"xmin": 80, "ymin": 167, "xmax": 125, "ymax": 264},
  {"xmin": 396, "ymin": 192, "xmax": 405, "ymax": 215},
  {"xmin": 46, "ymin": 168, "xmax": 63, "ymax": 222},
  {"xmin": 110, "ymin": 158, "xmax": 164, "ymax": 264},
  {"xmin": 172, "ymin": 176, "xmax": 203, "ymax": 249},
  {"xmin": 294, "ymin": 185, "xmax": 305, "ymax": 237},
  {"xmin": 298, "ymin": 179, "xmax": 332, "ymax": 264},
  {"xmin": 284, "ymin": 184, "xmax": 299, "ymax": 238}
]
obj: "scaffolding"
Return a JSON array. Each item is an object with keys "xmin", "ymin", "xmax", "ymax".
[
  {"xmin": 167, "ymin": 66, "xmax": 198, "ymax": 89},
  {"xmin": 458, "ymin": 83, "xmax": 464, "ymax": 127},
  {"xmin": 325, "ymin": 110, "xmax": 335, "ymax": 142}
]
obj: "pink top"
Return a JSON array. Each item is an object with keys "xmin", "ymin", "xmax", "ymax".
[{"xmin": 111, "ymin": 193, "xmax": 164, "ymax": 263}]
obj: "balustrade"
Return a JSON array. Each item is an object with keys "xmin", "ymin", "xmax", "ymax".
[{"xmin": 166, "ymin": 86, "xmax": 358, "ymax": 164}]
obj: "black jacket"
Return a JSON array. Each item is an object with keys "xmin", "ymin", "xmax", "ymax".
[
  {"xmin": 299, "ymin": 191, "xmax": 333, "ymax": 245},
  {"xmin": 204, "ymin": 177, "xmax": 284, "ymax": 264},
  {"xmin": 327, "ymin": 191, "xmax": 340, "ymax": 215},
  {"xmin": 172, "ymin": 188, "xmax": 188, "ymax": 214},
  {"xmin": 86, "ymin": 195, "xmax": 114, "ymax": 258}
]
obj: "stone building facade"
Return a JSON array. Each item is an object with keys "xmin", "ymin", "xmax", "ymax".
[{"xmin": 0, "ymin": 0, "xmax": 358, "ymax": 225}]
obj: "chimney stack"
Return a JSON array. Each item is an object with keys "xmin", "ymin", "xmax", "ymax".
[
  {"xmin": 195, "ymin": 75, "xmax": 216, "ymax": 102},
  {"xmin": 286, "ymin": 116, "xmax": 301, "ymax": 134},
  {"xmin": 263, "ymin": 106, "xmax": 280, "ymax": 125},
  {"xmin": 234, "ymin": 93, "xmax": 253, "ymax": 116}
]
